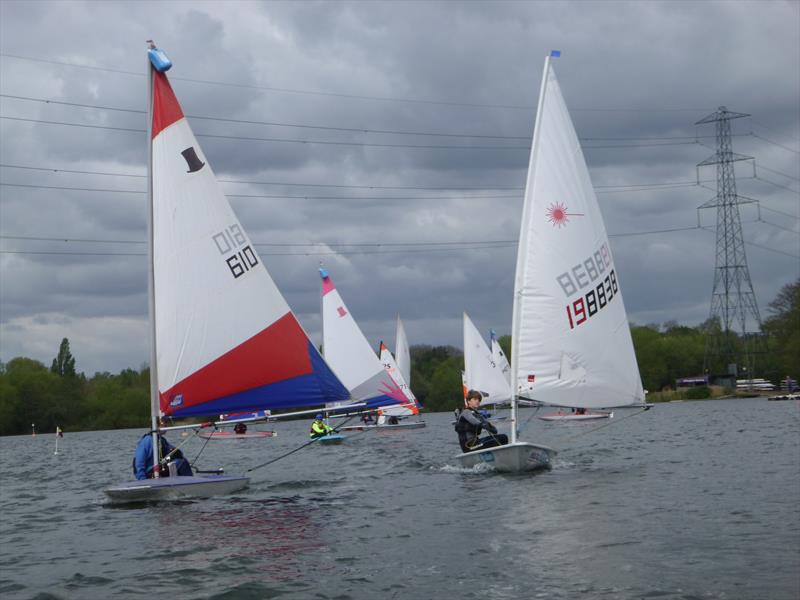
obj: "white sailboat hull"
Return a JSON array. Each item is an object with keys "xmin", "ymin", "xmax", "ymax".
[
  {"xmin": 538, "ymin": 411, "xmax": 613, "ymax": 422},
  {"xmin": 454, "ymin": 442, "xmax": 556, "ymax": 473},
  {"xmin": 104, "ymin": 475, "xmax": 249, "ymax": 503},
  {"xmin": 339, "ymin": 421, "xmax": 426, "ymax": 431}
]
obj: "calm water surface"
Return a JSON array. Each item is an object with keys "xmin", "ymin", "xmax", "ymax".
[{"xmin": 1, "ymin": 398, "xmax": 798, "ymax": 599}]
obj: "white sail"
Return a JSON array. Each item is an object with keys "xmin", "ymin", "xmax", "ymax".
[
  {"xmin": 510, "ymin": 56, "xmax": 644, "ymax": 410},
  {"xmin": 463, "ymin": 312, "xmax": 512, "ymax": 406},
  {"xmin": 490, "ymin": 331, "xmax": 511, "ymax": 386},
  {"xmin": 378, "ymin": 342, "xmax": 419, "ymax": 416},
  {"xmin": 395, "ymin": 315, "xmax": 411, "ymax": 385},
  {"xmin": 320, "ymin": 269, "xmax": 406, "ymax": 407}
]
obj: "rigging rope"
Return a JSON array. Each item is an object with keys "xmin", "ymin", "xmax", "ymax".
[
  {"xmin": 245, "ymin": 413, "xmax": 361, "ymax": 474},
  {"xmin": 550, "ymin": 406, "xmax": 652, "ymax": 450}
]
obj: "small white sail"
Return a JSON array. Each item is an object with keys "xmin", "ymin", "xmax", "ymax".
[
  {"xmin": 395, "ymin": 315, "xmax": 411, "ymax": 385},
  {"xmin": 490, "ymin": 331, "xmax": 511, "ymax": 386},
  {"xmin": 463, "ymin": 313, "xmax": 512, "ymax": 405},
  {"xmin": 511, "ymin": 57, "xmax": 644, "ymax": 410},
  {"xmin": 378, "ymin": 342, "xmax": 419, "ymax": 416},
  {"xmin": 320, "ymin": 268, "xmax": 406, "ymax": 408}
]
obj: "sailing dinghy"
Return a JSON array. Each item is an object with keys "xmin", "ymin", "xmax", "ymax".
[
  {"xmin": 454, "ymin": 52, "xmax": 645, "ymax": 472},
  {"xmin": 320, "ymin": 269, "xmax": 421, "ymax": 431},
  {"xmin": 105, "ymin": 44, "xmax": 351, "ymax": 502},
  {"xmin": 463, "ymin": 312, "xmax": 512, "ymax": 407}
]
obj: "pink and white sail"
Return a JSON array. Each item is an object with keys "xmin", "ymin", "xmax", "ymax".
[{"xmin": 320, "ymin": 268, "xmax": 406, "ymax": 408}]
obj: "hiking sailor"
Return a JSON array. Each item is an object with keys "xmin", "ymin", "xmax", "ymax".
[
  {"xmin": 455, "ymin": 390, "xmax": 509, "ymax": 453},
  {"xmin": 310, "ymin": 414, "xmax": 334, "ymax": 438}
]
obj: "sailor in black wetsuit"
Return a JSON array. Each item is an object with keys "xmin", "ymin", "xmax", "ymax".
[{"xmin": 455, "ymin": 390, "xmax": 509, "ymax": 453}]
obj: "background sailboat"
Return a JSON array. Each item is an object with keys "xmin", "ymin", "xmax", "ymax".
[
  {"xmin": 455, "ymin": 51, "xmax": 645, "ymax": 472},
  {"xmin": 394, "ymin": 315, "xmax": 411, "ymax": 385},
  {"xmin": 320, "ymin": 268, "xmax": 408, "ymax": 410},
  {"xmin": 463, "ymin": 313, "xmax": 511, "ymax": 406},
  {"xmin": 105, "ymin": 44, "xmax": 352, "ymax": 502}
]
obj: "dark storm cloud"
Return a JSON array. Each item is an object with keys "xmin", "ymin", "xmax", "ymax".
[{"xmin": 1, "ymin": 0, "xmax": 797, "ymax": 374}]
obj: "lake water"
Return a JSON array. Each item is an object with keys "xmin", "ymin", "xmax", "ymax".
[{"xmin": 0, "ymin": 398, "xmax": 798, "ymax": 599}]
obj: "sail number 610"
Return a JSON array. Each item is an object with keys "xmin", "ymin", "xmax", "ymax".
[{"xmin": 566, "ymin": 270, "xmax": 617, "ymax": 329}]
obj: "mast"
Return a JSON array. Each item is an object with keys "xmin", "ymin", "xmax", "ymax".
[
  {"xmin": 146, "ymin": 41, "xmax": 160, "ymax": 477},
  {"xmin": 509, "ymin": 52, "xmax": 554, "ymax": 444}
]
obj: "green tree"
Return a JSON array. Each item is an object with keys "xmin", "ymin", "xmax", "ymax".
[
  {"xmin": 51, "ymin": 338, "xmax": 76, "ymax": 377},
  {"xmin": 762, "ymin": 279, "xmax": 799, "ymax": 383}
]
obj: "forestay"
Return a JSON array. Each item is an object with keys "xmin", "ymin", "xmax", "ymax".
[
  {"xmin": 320, "ymin": 268, "xmax": 406, "ymax": 408},
  {"xmin": 151, "ymin": 72, "xmax": 350, "ymax": 419},
  {"xmin": 511, "ymin": 60, "xmax": 644, "ymax": 410},
  {"xmin": 463, "ymin": 313, "xmax": 511, "ymax": 405}
]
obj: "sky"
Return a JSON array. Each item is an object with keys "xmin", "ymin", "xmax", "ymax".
[{"xmin": 0, "ymin": 0, "xmax": 798, "ymax": 376}]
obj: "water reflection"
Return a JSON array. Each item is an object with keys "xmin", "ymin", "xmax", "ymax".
[{"xmin": 153, "ymin": 496, "xmax": 316, "ymax": 582}]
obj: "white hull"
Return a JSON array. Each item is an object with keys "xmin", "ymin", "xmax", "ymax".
[
  {"xmin": 538, "ymin": 411, "xmax": 613, "ymax": 422},
  {"xmin": 339, "ymin": 421, "xmax": 426, "ymax": 431},
  {"xmin": 768, "ymin": 394, "xmax": 799, "ymax": 401},
  {"xmin": 105, "ymin": 474, "xmax": 249, "ymax": 503},
  {"xmin": 454, "ymin": 442, "xmax": 556, "ymax": 473}
]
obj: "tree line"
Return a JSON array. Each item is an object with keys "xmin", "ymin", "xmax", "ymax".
[{"xmin": 1, "ymin": 280, "xmax": 796, "ymax": 436}]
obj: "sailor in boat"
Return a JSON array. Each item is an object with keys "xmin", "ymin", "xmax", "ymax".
[
  {"xmin": 360, "ymin": 412, "xmax": 375, "ymax": 425},
  {"xmin": 455, "ymin": 390, "xmax": 509, "ymax": 453},
  {"xmin": 310, "ymin": 414, "xmax": 334, "ymax": 438},
  {"xmin": 233, "ymin": 422, "xmax": 248, "ymax": 435},
  {"xmin": 133, "ymin": 432, "xmax": 193, "ymax": 480}
]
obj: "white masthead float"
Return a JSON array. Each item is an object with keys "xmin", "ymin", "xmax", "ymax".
[
  {"xmin": 455, "ymin": 51, "xmax": 646, "ymax": 472},
  {"xmin": 105, "ymin": 44, "xmax": 352, "ymax": 502}
]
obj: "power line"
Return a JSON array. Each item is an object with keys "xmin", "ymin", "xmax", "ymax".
[
  {"xmin": 4, "ymin": 224, "xmax": 795, "ymax": 258},
  {"xmin": 0, "ymin": 114, "xmax": 708, "ymax": 150},
  {"xmin": 0, "ymin": 163, "xmax": 716, "ymax": 193},
  {"xmin": 0, "ymin": 182, "xmax": 519, "ymax": 201},
  {"xmin": 754, "ymin": 175, "xmax": 800, "ymax": 195},
  {"xmin": 0, "ymin": 116, "xmax": 527, "ymax": 150},
  {"xmin": 0, "ymin": 94, "xmax": 529, "ymax": 140},
  {"xmin": 760, "ymin": 205, "xmax": 799, "ymax": 220},
  {"xmin": 756, "ymin": 164, "xmax": 800, "ymax": 182},
  {"xmin": 751, "ymin": 133, "xmax": 800, "ymax": 155},
  {"xmin": 0, "ymin": 52, "xmax": 711, "ymax": 113},
  {"xmin": 0, "ymin": 234, "xmax": 517, "ymax": 248}
]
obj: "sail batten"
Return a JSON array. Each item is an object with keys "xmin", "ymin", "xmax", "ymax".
[{"xmin": 511, "ymin": 58, "xmax": 644, "ymax": 411}]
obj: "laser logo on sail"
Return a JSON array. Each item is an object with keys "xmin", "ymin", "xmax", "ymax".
[{"xmin": 546, "ymin": 202, "xmax": 583, "ymax": 228}]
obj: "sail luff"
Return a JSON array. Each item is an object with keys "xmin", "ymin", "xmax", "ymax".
[
  {"xmin": 146, "ymin": 47, "xmax": 160, "ymax": 477},
  {"xmin": 510, "ymin": 55, "xmax": 552, "ymax": 443}
]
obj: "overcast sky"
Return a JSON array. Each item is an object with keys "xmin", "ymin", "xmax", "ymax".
[{"xmin": 1, "ymin": 0, "xmax": 798, "ymax": 376}]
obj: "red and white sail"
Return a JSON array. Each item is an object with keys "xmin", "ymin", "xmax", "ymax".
[
  {"xmin": 320, "ymin": 268, "xmax": 406, "ymax": 408},
  {"xmin": 150, "ymin": 71, "xmax": 349, "ymax": 418}
]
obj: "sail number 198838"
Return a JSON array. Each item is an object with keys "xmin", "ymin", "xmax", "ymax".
[{"xmin": 554, "ymin": 242, "xmax": 619, "ymax": 330}]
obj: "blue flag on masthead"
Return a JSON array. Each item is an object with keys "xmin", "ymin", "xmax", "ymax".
[{"xmin": 550, "ymin": 50, "xmax": 561, "ymax": 57}]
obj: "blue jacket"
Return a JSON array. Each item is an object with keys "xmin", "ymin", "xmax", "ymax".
[{"xmin": 133, "ymin": 434, "xmax": 192, "ymax": 480}]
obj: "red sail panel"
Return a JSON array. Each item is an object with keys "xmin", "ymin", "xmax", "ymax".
[
  {"xmin": 152, "ymin": 71, "xmax": 184, "ymax": 139},
  {"xmin": 160, "ymin": 312, "xmax": 312, "ymax": 415}
]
